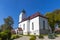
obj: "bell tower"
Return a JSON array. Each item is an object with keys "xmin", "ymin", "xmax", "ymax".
[{"xmin": 19, "ymin": 9, "xmax": 26, "ymax": 22}]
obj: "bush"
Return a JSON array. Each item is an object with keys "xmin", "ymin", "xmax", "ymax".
[
  {"xmin": 32, "ymin": 35, "xmax": 36, "ymax": 39},
  {"xmin": 5, "ymin": 30, "xmax": 11, "ymax": 39},
  {"xmin": 11, "ymin": 34, "xmax": 21, "ymax": 39},
  {"xmin": 0, "ymin": 30, "xmax": 11, "ymax": 40},
  {"xmin": 0, "ymin": 32, "xmax": 8, "ymax": 40},
  {"xmin": 30, "ymin": 35, "xmax": 36, "ymax": 40},
  {"xmin": 30, "ymin": 37, "xmax": 35, "ymax": 40},
  {"xmin": 48, "ymin": 33, "xmax": 55, "ymax": 39},
  {"xmin": 38, "ymin": 34, "xmax": 44, "ymax": 39}
]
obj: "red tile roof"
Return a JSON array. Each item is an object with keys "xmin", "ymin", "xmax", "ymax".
[
  {"xmin": 30, "ymin": 12, "xmax": 40, "ymax": 19},
  {"xmin": 19, "ymin": 12, "xmax": 48, "ymax": 23}
]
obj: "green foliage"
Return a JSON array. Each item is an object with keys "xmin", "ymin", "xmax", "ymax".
[
  {"xmin": 30, "ymin": 36, "xmax": 35, "ymax": 40},
  {"xmin": 30, "ymin": 37, "xmax": 35, "ymax": 40},
  {"xmin": 31, "ymin": 35, "xmax": 36, "ymax": 39},
  {"xmin": 4, "ymin": 16, "xmax": 14, "ymax": 30},
  {"xmin": 0, "ymin": 31, "xmax": 8, "ymax": 40},
  {"xmin": 0, "ymin": 30, "xmax": 11, "ymax": 40},
  {"xmin": 30, "ymin": 35, "xmax": 36, "ymax": 40},
  {"xmin": 0, "ymin": 16, "xmax": 14, "ymax": 40},
  {"xmin": 45, "ymin": 10, "xmax": 60, "ymax": 31},
  {"xmin": 4, "ymin": 16, "xmax": 14, "ymax": 26},
  {"xmin": 1, "ymin": 24, "xmax": 11, "ymax": 31},
  {"xmin": 0, "ymin": 16, "xmax": 14, "ymax": 31},
  {"xmin": 11, "ymin": 34, "xmax": 21, "ymax": 39},
  {"xmin": 5, "ymin": 30, "xmax": 11, "ymax": 39},
  {"xmin": 0, "ymin": 27, "xmax": 2, "ymax": 32},
  {"xmin": 38, "ymin": 34, "xmax": 44, "ymax": 39}
]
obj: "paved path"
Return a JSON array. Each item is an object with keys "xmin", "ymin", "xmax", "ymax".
[
  {"xmin": 14, "ymin": 36, "xmax": 30, "ymax": 40},
  {"xmin": 14, "ymin": 36, "xmax": 60, "ymax": 40}
]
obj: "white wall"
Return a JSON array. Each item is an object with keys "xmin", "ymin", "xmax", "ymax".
[
  {"xmin": 30, "ymin": 16, "xmax": 39, "ymax": 35},
  {"xmin": 27, "ymin": 20, "xmax": 30, "ymax": 33},
  {"xmin": 19, "ymin": 20, "xmax": 29, "ymax": 35},
  {"xmin": 19, "ymin": 12, "xmax": 26, "ymax": 22},
  {"xmin": 19, "ymin": 12, "xmax": 23, "ymax": 22},
  {"xmin": 18, "ymin": 16, "xmax": 49, "ymax": 35}
]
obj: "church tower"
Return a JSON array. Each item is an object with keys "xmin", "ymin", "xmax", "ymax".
[{"xmin": 19, "ymin": 9, "xmax": 26, "ymax": 22}]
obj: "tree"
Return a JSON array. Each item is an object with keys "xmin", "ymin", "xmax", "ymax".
[
  {"xmin": 1, "ymin": 24, "xmax": 7, "ymax": 31},
  {"xmin": 45, "ymin": 9, "xmax": 60, "ymax": 31},
  {"xmin": 0, "ymin": 16, "xmax": 14, "ymax": 40},
  {"xmin": 4, "ymin": 16, "xmax": 14, "ymax": 26},
  {"xmin": 1, "ymin": 16, "xmax": 14, "ymax": 31},
  {"xmin": 0, "ymin": 26, "xmax": 2, "ymax": 32},
  {"xmin": 4, "ymin": 16, "xmax": 14, "ymax": 30}
]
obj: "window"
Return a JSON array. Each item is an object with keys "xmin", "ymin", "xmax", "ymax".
[
  {"xmin": 23, "ymin": 24, "xmax": 25, "ymax": 30},
  {"xmin": 43, "ymin": 21, "xmax": 45, "ymax": 30},
  {"xmin": 32, "ymin": 22, "xmax": 34, "ymax": 30}
]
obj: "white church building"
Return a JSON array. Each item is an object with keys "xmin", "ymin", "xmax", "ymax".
[{"xmin": 18, "ymin": 10, "xmax": 50, "ymax": 35}]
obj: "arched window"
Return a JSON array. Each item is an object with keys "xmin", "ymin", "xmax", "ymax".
[{"xmin": 32, "ymin": 22, "xmax": 34, "ymax": 30}]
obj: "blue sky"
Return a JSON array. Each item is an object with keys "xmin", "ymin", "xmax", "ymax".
[{"xmin": 0, "ymin": 0, "xmax": 60, "ymax": 29}]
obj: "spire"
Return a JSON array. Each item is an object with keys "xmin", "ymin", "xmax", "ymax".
[
  {"xmin": 19, "ymin": 9, "xmax": 26, "ymax": 22},
  {"xmin": 21, "ymin": 9, "xmax": 26, "ymax": 13}
]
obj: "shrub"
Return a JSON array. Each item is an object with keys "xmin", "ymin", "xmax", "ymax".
[
  {"xmin": 11, "ymin": 34, "xmax": 21, "ymax": 39},
  {"xmin": 0, "ymin": 32, "xmax": 8, "ymax": 40},
  {"xmin": 5, "ymin": 30, "xmax": 11, "ymax": 39},
  {"xmin": 30, "ymin": 35, "xmax": 36, "ymax": 40},
  {"xmin": 31, "ymin": 35, "xmax": 36, "ymax": 39},
  {"xmin": 0, "ymin": 30, "xmax": 12, "ymax": 40},
  {"xmin": 38, "ymin": 34, "xmax": 44, "ymax": 39},
  {"xmin": 48, "ymin": 33, "xmax": 55, "ymax": 39},
  {"xmin": 30, "ymin": 37, "xmax": 35, "ymax": 40}
]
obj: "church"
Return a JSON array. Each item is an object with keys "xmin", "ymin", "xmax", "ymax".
[{"xmin": 18, "ymin": 10, "xmax": 50, "ymax": 35}]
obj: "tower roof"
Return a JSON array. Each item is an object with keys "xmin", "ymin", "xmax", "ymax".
[{"xmin": 21, "ymin": 9, "xmax": 26, "ymax": 13}]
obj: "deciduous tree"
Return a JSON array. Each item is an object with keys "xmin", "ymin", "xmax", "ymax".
[{"xmin": 45, "ymin": 9, "xmax": 60, "ymax": 31}]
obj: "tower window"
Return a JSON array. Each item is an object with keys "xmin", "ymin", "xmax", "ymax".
[{"xmin": 32, "ymin": 22, "xmax": 34, "ymax": 30}]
